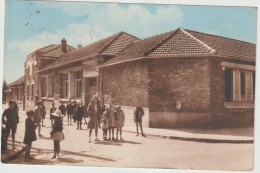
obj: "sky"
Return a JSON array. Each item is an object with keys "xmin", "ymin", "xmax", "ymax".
[{"xmin": 3, "ymin": 0, "xmax": 257, "ymax": 84}]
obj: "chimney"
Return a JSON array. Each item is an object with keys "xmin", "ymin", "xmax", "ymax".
[
  {"xmin": 77, "ymin": 44, "xmax": 83, "ymax": 48},
  {"xmin": 61, "ymin": 38, "xmax": 67, "ymax": 53}
]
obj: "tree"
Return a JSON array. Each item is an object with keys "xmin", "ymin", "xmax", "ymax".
[{"xmin": 2, "ymin": 79, "xmax": 8, "ymax": 102}]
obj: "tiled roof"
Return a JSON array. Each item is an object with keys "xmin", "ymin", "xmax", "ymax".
[
  {"xmin": 8, "ymin": 75, "xmax": 25, "ymax": 87},
  {"xmin": 101, "ymin": 28, "xmax": 256, "ymax": 66},
  {"xmin": 27, "ymin": 44, "xmax": 75, "ymax": 58},
  {"xmin": 39, "ymin": 32, "xmax": 140, "ymax": 72}
]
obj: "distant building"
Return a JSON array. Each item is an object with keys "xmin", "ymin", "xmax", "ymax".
[{"xmin": 5, "ymin": 75, "xmax": 25, "ymax": 110}]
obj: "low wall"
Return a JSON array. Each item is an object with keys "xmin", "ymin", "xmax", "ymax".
[
  {"xmin": 115, "ymin": 105, "xmax": 149, "ymax": 128},
  {"xmin": 149, "ymin": 112, "xmax": 211, "ymax": 129}
]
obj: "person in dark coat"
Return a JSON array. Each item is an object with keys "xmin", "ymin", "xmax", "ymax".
[
  {"xmin": 50, "ymin": 110, "xmax": 64, "ymax": 160},
  {"xmin": 50, "ymin": 102, "xmax": 57, "ymax": 125},
  {"xmin": 134, "ymin": 102, "xmax": 146, "ymax": 137},
  {"xmin": 75, "ymin": 102, "xmax": 84, "ymax": 130},
  {"xmin": 40, "ymin": 100, "xmax": 46, "ymax": 127},
  {"xmin": 73, "ymin": 100, "xmax": 77, "ymax": 123},
  {"xmin": 23, "ymin": 110, "xmax": 37, "ymax": 162},
  {"xmin": 34, "ymin": 101, "xmax": 43, "ymax": 137},
  {"xmin": 2, "ymin": 101, "xmax": 18, "ymax": 150},
  {"xmin": 59, "ymin": 102, "xmax": 66, "ymax": 124},
  {"xmin": 87, "ymin": 96, "xmax": 102, "ymax": 142},
  {"xmin": 65, "ymin": 100, "xmax": 74, "ymax": 125}
]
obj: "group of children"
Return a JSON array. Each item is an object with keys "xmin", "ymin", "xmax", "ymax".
[{"xmin": 101, "ymin": 104, "xmax": 125, "ymax": 141}]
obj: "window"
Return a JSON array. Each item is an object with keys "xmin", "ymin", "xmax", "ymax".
[
  {"xmin": 89, "ymin": 78, "xmax": 97, "ymax": 86},
  {"xmin": 74, "ymin": 71, "xmax": 81, "ymax": 98},
  {"xmin": 27, "ymin": 85, "xmax": 30, "ymax": 100},
  {"xmin": 224, "ymin": 68, "xmax": 232, "ymax": 102},
  {"xmin": 31, "ymin": 84, "xmax": 34, "ymax": 97},
  {"xmin": 48, "ymin": 76, "xmax": 54, "ymax": 97},
  {"xmin": 41, "ymin": 78, "xmax": 47, "ymax": 97},
  {"xmin": 224, "ymin": 68, "xmax": 255, "ymax": 102},
  {"xmin": 62, "ymin": 74, "xmax": 69, "ymax": 98}
]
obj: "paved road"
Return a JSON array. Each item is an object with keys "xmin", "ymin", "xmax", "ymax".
[{"xmin": 4, "ymin": 111, "xmax": 254, "ymax": 171}]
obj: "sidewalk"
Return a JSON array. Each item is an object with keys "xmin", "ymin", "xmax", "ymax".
[{"xmin": 123, "ymin": 126, "xmax": 254, "ymax": 144}]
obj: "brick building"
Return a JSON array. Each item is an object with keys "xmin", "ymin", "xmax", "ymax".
[
  {"xmin": 38, "ymin": 32, "xmax": 140, "ymax": 112},
  {"xmin": 12, "ymin": 27, "xmax": 255, "ymax": 129},
  {"xmin": 99, "ymin": 28, "xmax": 255, "ymax": 128},
  {"xmin": 24, "ymin": 39, "xmax": 75, "ymax": 110}
]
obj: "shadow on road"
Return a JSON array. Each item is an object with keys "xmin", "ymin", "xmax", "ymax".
[
  {"xmin": 94, "ymin": 141, "xmax": 122, "ymax": 146},
  {"xmin": 115, "ymin": 140, "xmax": 141, "ymax": 144}
]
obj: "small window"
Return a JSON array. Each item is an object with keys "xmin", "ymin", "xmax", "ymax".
[
  {"xmin": 224, "ymin": 68, "xmax": 233, "ymax": 102},
  {"xmin": 89, "ymin": 78, "xmax": 97, "ymax": 86},
  {"xmin": 240, "ymin": 72, "xmax": 245, "ymax": 96}
]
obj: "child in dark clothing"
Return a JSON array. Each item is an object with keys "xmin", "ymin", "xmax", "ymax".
[
  {"xmin": 23, "ymin": 110, "xmax": 37, "ymax": 162},
  {"xmin": 75, "ymin": 102, "xmax": 84, "ymax": 130}
]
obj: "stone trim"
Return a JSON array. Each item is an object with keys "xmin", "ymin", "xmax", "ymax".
[
  {"xmin": 221, "ymin": 62, "xmax": 255, "ymax": 71},
  {"xmin": 224, "ymin": 102, "xmax": 254, "ymax": 108}
]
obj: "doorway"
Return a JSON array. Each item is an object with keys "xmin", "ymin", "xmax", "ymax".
[{"xmin": 85, "ymin": 77, "xmax": 98, "ymax": 106}]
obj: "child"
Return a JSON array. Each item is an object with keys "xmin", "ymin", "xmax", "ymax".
[
  {"xmin": 115, "ymin": 106, "xmax": 125, "ymax": 141},
  {"xmin": 59, "ymin": 102, "xmax": 66, "ymax": 124},
  {"xmin": 102, "ymin": 107, "xmax": 110, "ymax": 141},
  {"xmin": 50, "ymin": 103, "xmax": 57, "ymax": 125},
  {"xmin": 23, "ymin": 110, "xmax": 37, "ymax": 162},
  {"xmin": 75, "ymin": 102, "xmax": 84, "ymax": 130},
  {"xmin": 65, "ymin": 100, "xmax": 74, "ymax": 125},
  {"xmin": 50, "ymin": 110, "xmax": 64, "ymax": 159}
]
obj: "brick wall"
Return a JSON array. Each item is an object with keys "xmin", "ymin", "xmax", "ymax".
[
  {"xmin": 209, "ymin": 58, "xmax": 254, "ymax": 127},
  {"xmin": 148, "ymin": 58, "xmax": 211, "ymax": 113},
  {"xmin": 100, "ymin": 60, "xmax": 150, "ymax": 107}
]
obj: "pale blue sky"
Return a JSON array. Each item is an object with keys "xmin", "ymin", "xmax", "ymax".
[{"xmin": 4, "ymin": 0, "xmax": 257, "ymax": 83}]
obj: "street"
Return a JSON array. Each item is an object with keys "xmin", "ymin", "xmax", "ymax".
[{"xmin": 3, "ymin": 111, "xmax": 254, "ymax": 171}]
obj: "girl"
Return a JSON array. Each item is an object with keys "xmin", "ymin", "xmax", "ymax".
[
  {"xmin": 101, "ymin": 107, "xmax": 110, "ymax": 141},
  {"xmin": 50, "ymin": 110, "xmax": 64, "ymax": 159},
  {"xmin": 23, "ymin": 110, "xmax": 37, "ymax": 162},
  {"xmin": 115, "ymin": 106, "xmax": 125, "ymax": 141},
  {"xmin": 87, "ymin": 96, "xmax": 102, "ymax": 142}
]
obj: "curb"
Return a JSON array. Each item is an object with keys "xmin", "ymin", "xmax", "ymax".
[
  {"xmin": 1, "ymin": 146, "xmax": 26, "ymax": 163},
  {"xmin": 123, "ymin": 129, "xmax": 254, "ymax": 144}
]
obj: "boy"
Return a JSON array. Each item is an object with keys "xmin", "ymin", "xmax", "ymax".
[
  {"xmin": 65, "ymin": 100, "xmax": 74, "ymax": 125},
  {"xmin": 59, "ymin": 102, "xmax": 66, "ymax": 124},
  {"xmin": 34, "ymin": 101, "xmax": 43, "ymax": 137},
  {"xmin": 23, "ymin": 110, "xmax": 37, "ymax": 162}
]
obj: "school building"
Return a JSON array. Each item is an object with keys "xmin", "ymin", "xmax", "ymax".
[{"xmin": 7, "ymin": 28, "xmax": 256, "ymax": 129}]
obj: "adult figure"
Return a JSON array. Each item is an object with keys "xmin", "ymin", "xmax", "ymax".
[
  {"xmin": 34, "ymin": 101, "xmax": 43, "ymax": 137},
  {"xmin": 108, "ymin": 101, "xmax": 116, "ymax": 141},
  {"xmin": 87, "ymin": 96, "xmax": 102, "ymax": 142},
  {"xmin": 65, "ymin": 100, "xmax": 74, "ymax": 125},
  {"xmin": 50, "ymin": 110, "xmax": 64, "ymax": 159},
  {"xmin": 134, "ymin": 102, "xmax": 146, "ymax": 137},
  {"xmin": 59, "ymin": 102, "xmax": 66, "ymax": 124},
  {"xmin": 2, "ymin": 101, "xmax": 18, "ymax": 150},
  {"xmin": 40, "ymin": 100, "xmax": 46, "ymax": 127}
]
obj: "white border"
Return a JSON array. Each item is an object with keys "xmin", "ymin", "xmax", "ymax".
[{"xmin": 0, "ymin": 0, "xmax": 259, "ymax": 173}]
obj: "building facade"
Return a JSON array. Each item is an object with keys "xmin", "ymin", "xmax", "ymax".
[{"xmin": 7, "ymin": 27, "xmax": 255, "ymax": 129}]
